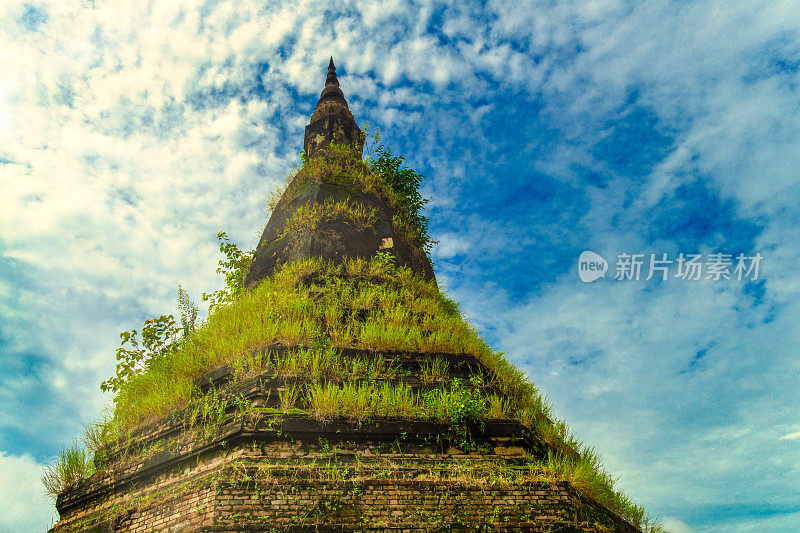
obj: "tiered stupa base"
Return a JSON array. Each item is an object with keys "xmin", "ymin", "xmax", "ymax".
[{"xmin": 53, "ymin": 350, "xmax": 637, "ymax": 532}]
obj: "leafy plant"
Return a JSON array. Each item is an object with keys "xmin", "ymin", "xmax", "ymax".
[
  {"xmin": 177, "ymin": 285, "xmax": 197, "ymax": 338},
  {"xmin": 201, "ymin": 231, "xmax": 254, "ymax": 313},
  {"xmin": 423, "ymin": 379, "xmax": 488, "ymax": 424},
  {"xmin": 368, "ymin": 145, "xmax": 433, "ymax": 252},
  {"xmin": 191, "ymin": 389, "xmax": 228, "ymax": 426},
  {"xmin": 100, "ymin": 314, "xmax": 179, "ymax": 400}
]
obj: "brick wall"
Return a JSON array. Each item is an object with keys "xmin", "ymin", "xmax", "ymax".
[{"xmin": 53, "ymin": 438, "xmax": 636, "ymax": 532}]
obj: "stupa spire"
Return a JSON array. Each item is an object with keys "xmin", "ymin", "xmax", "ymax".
[
  {"xmin": 326, "ymin": 56, "xmax": 339, "ymax": 87},
  {"xmin": 303, "ymin": 59, "xmax": 363, "ymax": 160}
]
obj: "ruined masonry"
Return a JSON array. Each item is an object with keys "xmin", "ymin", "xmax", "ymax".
[{"xmin": 51, "ymin": 59, "xmax": 641, "ymax": 532}]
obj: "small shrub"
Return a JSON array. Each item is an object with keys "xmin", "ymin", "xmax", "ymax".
[
  {"xmin": 201, "ymin": 231, "xmax": 254, "ymax": 313},
  {"xmin": 99, "ymin": 314, "xmax": 179, "ymax": 401},
  {"xmin": 368, "ymin": 145, "xmax": 433, "ymax": 253},
  {"xmin": 187, "ymin": 388, "xmax": 228, "ymax": 433},
  {"xmin": 423, "ymin": 380, "xmax": 488, "ymax": 424}
]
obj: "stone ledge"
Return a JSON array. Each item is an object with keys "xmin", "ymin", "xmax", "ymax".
[
  {"xmin": 193, "ymin": 345, "xmax": 496, "ymax": 394},
  {"xmin": 56, "ymin": 474, "xmax": 639, "ymax": 533},
  {"xmin": 202, "ymin": 523, "xmax": 605, "ymax": 533},
  {"xmin": 102, "ymin": 403, "xmax": 546, "ymax": 467},
  {"xmin": 58, "ymin": 415, "xmax": 549, "ymax": 515}
]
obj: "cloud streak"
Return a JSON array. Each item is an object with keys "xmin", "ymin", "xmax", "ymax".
[{"xmin": 1, "ymin": 1, "xmax": 799, "ymax": 530}]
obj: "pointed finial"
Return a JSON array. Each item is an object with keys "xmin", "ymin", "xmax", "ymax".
[{"xmin": 326, "ymin": 57, "xmax": 339, "ymax": 87}]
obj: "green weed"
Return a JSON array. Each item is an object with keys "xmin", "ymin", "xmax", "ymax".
[
  {"xmin": 279, "ymin": 383, "xmax": 303, "ymax": 412},
  {"xmin": 42, "ymin": 442, "xmax": 93, "ymax": 496},
  {"xmin": 420, "ymin": 356, "xmax": 450, "ymax": 384}
]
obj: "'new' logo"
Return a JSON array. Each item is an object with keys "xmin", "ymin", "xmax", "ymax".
[{"xmin": 578, "ymin": 251, "xmax": 608, "ymax": 282}]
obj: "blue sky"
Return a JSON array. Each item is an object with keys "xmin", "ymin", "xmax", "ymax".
[{"xmin": 1, "ymin": 1, "xmax": 799, "ymax": 531}]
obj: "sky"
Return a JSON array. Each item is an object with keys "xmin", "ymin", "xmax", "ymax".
[{"xmin": 1, "ymin": 1, "xmax": 799, "ymax": 531}]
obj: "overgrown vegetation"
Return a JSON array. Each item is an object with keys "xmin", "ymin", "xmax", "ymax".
[
  {"xmin": 57, "ymin": 252, "xmax": 658, "ymax": 529},
  {"xmin": 106, "ymin": 254, "xmax": 545, "ymax": 429},
  {"xmin": 277, "ymin": 199, "xmax": 377, "ymax": 241},
  {"xmin": 268, "ymin": 128, "xmax": 435, "ymax": 254},
  {"xmin": 45, "ymin": 135, "xmax": 663, "ymax": 532},
  {"xmin": 42, "ymin": 442, "xmax": 93, "ymax": 497},
  {"xmin": 371, "ymin": 145, "xmax": 432, "ymax": 252}
]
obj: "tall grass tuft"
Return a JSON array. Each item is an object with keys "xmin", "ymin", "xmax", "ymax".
[
  {"xmin": 279, "ymin": 383, "xmax": 303, "ymax": 412},
  {"xmin": 42, "ymin": 442, "xmax": 93, "ymax": 496},
  {"xmin": 420, "ymin": 356, "xmax": 449, "ymax": 383},
  {"xmin": 308, "ymin": 382, "xmax": 419, "ymax": 421}
]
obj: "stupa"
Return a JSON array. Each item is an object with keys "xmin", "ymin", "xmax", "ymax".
[{"xmin": 50, "ymin": 60, "xmax": 644, "ymax": 533}]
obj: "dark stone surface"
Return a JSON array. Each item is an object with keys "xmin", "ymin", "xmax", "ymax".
[
  {"xmin": 303, "ymin": 58, "xmax": 364, "ymax": 160},
  {"xmin": 245, "ymin": 169, "xmax": 435, "ymax": 287}
]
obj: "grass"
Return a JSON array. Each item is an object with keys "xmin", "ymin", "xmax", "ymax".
[
  {"xmin": 107, "ymin": 254, "xmax": 544, "ymax": 431},
  {"xmin": 234, "ymin": 345, "xmax": 400, "ymax": 383},
  {"xmin": 46, "ymin": 255, "xmax": 663, "ymax": 531},
  {"xmin": 539, "ymin": 450, "xmax": 666, "ymax": 532},
  {"xmin": 270, "ymin": 139, "xmax": 432, "ymax": 253},
  {"xmin": 279, "ymin": 383, "xmax": 302, "ymax": 413},
  {"xmin": 277, "ymin": 198, "xmax": 378, "ymax": 241},
  {"xmin": 420, "ymin": 356, "xmax": 450, "ymax": 383},
  {"xmin": 486, "ymin": 394, "xmax": 512, "ymax": 419},
  {"xmin": 306, "ymin": 380, "xmax": 487, "ymax": 423},
  {"xmin": 308, "ymin": 381, "xmax": 418, "ymax": 420},
  {"xmin": 42, "ymin": 442, "xmax": 94, "ymax": 496},
  {"xmin": 99, "ymin": 255, "xmax": 651, "ymax": 525},
  {"xmin": 45, "ymin": 137, "xmax": 663, "ymax": 530}
]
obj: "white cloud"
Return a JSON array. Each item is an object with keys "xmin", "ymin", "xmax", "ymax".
[
  {"xmin": 696, "ymin": 511, "xmax": 800, "ymax": 533},
  {"xmin": 662, "ymin": 516, "xmax": 694, "ymax": 533},
  {"xmin": 432, "ymin": 232, "xmax": 471, "ymax": 259},
  {"xmin": 780, "ymin": 429, "xmax": 800, "ymax": 441},
  {"xmin": 1, "ymin": 1, "xmax": 800, "ymax": 531},
  {"xmin": 0, "ymin": 452, "xmax": 57, "ymax": 532}
]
